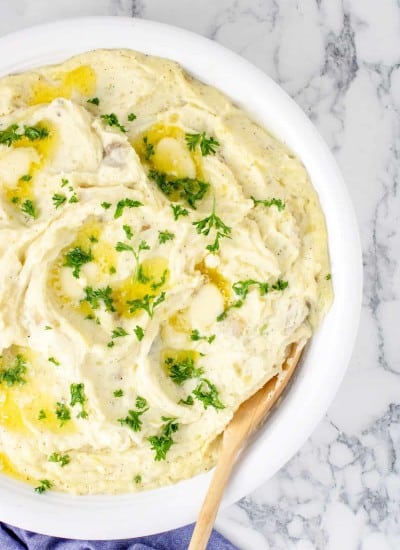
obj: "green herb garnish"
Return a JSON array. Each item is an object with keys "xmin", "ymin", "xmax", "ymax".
[
  {"xmin": 148, "ymin": 170, "xmax": 209, "ymax": 209},
  {"xmin": 114, "ymin": 198, "xmax": 143, "ymax": 219},
  {"xmin": 48, "ymin": 357, "xmax": 60, "ymax": 366},
  {"xmin": 251, "ymin": 196, "xmax": 285, "ymax": 211},
  {"xmin": 101, "ymin": 113, "xmax": 126, "ymax": 133},
  {"xmin": 111, "ymin": 327, "xmax": 128, "ymax": 339},
  {"xmin": 82, "ymin": 286, "xmax": 115, "ymax": 312},
  {"xmin": 20, "ymin": 174, "xmax": 32, "ymax": 182},
  {"xmin": 127, "ymin": 292, "xmax": 166, "ymax": 319},
  {"xmin": 101, "ymin": 201, "xmax": 111, "ymax": 210},
  {"xmin": 128, "ymin": 113, "xmax": 137, "ymax": 122},
  {"xmin": 64, "ymin": 246, "xmax": 93, "ymax": 278},
  {"xmin": 148, "ymin": 416, "xmax": 179, "ymax": 461},
  {"xmin": 165, "ymin": 356, "xmax": 203, "ymax": 386},
  {"xmin": 70, "ymin": 383, "xmax": 88, "ymax": 419},
  {"xmin": 190, "ymin": 329, "xmax": 216, "ymax": 344},
  {"xmin": 179, "ymin": 395, "xmax": 194, "ymax": 406},
  {"xmin": 55, "ymin": 402, "xmax": 71, "ymax": 426},
  {"xmin": 185, "ymin": 132, "xmax": 220, "ymax": 156},
  {"xmin": 123, "ymin": 224, "xmax": 133, "ymax": 240},
  {"xmin": 52, "ymin": 193, "xmax": 66, "ymax": 209},
  {"xmin": 134, "ymin": 475, "xmax": 142, "ymax": 484},
  {"xmin": 21, "ymin": 199, "xmax": 37, "ymax": 219},
  {"xmin": 192, "ymin": 198, "xmax": 231, "ymax": 252},
  {"xmin": 118, "ymin": 397, "xmax": 149, "ymax": 432},
  {"xmin": 38, "ymin": 409, "xmax": 47, "ymax": 420},
  {"xmin": 35, "ymin": 479, "xmax": 52, "ymax": 494},
  {"xmin": 134, "ymin": 325, "xmax": 144, "ymax": 341},
  {"xmin": 143, "ymin": 136, "xmax": 155, "ymax": 160},
  {"xmin": 0, "ymin": 354, "xmax": 27, "ymax": 386},
  {"xmin": 158, "ymin": 230, "xmax": 175, "ymax": 244},
  {"xmin": 193, "ymin": 379, "xmax": 225, "ymax": 410},
  {"xmin": 87, "ymin": 97, "xmax": 99, "ymax": 105},
  {"xmin": 113, "ymin": 389, "xmax": 124, "ymax": 398},
  {"xmin": 49, "ymin": 452, "xmax": 70, "ymax": 467},
  {"xmin": 170, "ymin": 203, "xmax": 189, "ymax": 220}
]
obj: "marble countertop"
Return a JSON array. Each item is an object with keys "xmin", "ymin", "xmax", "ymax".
[{"xmin": 0, "ymin": 1, "xmax": 398, "ymax": 549}]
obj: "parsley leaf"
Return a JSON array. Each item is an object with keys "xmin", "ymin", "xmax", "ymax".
[
  {"xmin": 70, "ymin": 383, "xmax": 88, "ymax": 419},
  {"xmin": 115, "ymin": 241, "xmax": 133, "ymax": 252},
  {"xmin": 158, "ymin": 230, "xmax": 175, "ymax": 244},
  {"xmin": 87, "ymin": 97, "xmax": 99, "ymax": 105},
  {"xmin": 185, "ymin": 132, "xmax": 220, "ymax": 156},
  {"xmin": 21, "ymin": 199, "xmax": 37, "ymax": 219},
  {"xmin": 134, "ymin": 474, "xmax": 142, "ymax": 484},
  {"xmin": 165, "ymin": 356, "xmax": 204, "ymax": 385},
  {"xmin": 148, "ymin": 170, "xmax": 209, "ymax": 208},
  {"xmin": 251, "ymin": 196, "xmax": 285, "ymax": 211},
  {"xmin": 113, "ymin": 389, "xmax": 124, "ymax": 398},
  {"xmin": 118, "ymin": 397, "xmax": 149, "ymax": 432},
  {"xmin": 123, "ymin": 224, "xmax": 133, "ymax": 240},
  {"xmin": 127, "ymin": 292, "xmax": 166, "ymax": 319},
  {"xmin": 64, "ymin": 246, "xmax": 93, "ymax": 278},
  {"xmin": 35, "ymin": 479, "xmax": 52, "ymax": 494},
  {"xmin": 193, "ymin": 379, "xmax": 225, "ymax": 410},
  {"xmin": 179, "ymin": 395, "xmax": 194, "ymax": 406},
  {"xmin": 38, "ymin": 409, "xmax": 47, "ymax": 420},
  {"xmin": 52, "ymin": 193, "xmax": 66, "ymax": 209},
  {"xmin": 148, "ymin": 417, "xmax": 179, "ymax": 461},
  {"xmin": 134, "ymin": 325, "xmax": 144, "ymax": 341},
  {"xmin": 101, "ymin": 201, "xmax": 111, "ymax": 210},
  {"xmin": 20, "ymin": 174, "xmax": 32, "ymax": 182},
  {"xmin": 100, "ymin": 113, "xmax": 126, "ymax": 133},
  {"xmin": 48, "ymin": 357, "xmax": 60, "ymax": 366},
  {"xmin": 114, "ymin": 198, "xmax": 143, "ymax": 219},
  {"xmin": 192, "ymin": 198, "xmax": 231, "ymax": 252},
  {"xmin": 111, "ymin": 327, "xmax": 128, "ymax": 339},
  {"xmin": 271, "ymin": 279, "xmax": 289, "ymax": 291},
  {"xmin": 55, "ymin": 402, "xmax": 71, "ymax": 426},
  {"xmin": 170, "ymin": 203, "xmax": 189, "ymax": 220},
  {"xmin": 0, "ymin": 354, "xmax": 27, "ymax": 386},
  {"xmin": 128, "ymin": 113, "xmax": 137, "ymax": 122},
  {"xmin": 0, "ymin": 124, "xmax": 20, "ymax": 146},
  {"xmin": 49, "ymin": 452, "xmax": 70, "ymax": 467},
  {"xmin": 190, "ymin": 329, "xmax": 216, "ymax": 344},
  {"xmin": 143, "ymin": 136, "xmax": 155, "ymax": 160},
  {"xmin": 82, "ymin": 286, "xmax": 115, "ymax": 312},
  {"xmin": 24, "ymin": 126, "xmax": 49, "ymax": 141},
  {"xmin": 325, "ymin": 273, "xmax": 332, "ymax": 281}
]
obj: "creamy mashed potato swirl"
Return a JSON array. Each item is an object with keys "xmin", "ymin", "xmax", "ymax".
[{"xmin": 0, "ymin": 50, "xmax": 332, "ymax": 494}]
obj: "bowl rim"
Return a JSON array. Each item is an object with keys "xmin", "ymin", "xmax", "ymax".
[{"xmin": 0, "ymin": 15, "xmax": 363, "ymax": 540}]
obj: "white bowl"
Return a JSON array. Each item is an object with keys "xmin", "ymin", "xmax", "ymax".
[{"xmin": 0, "ymin": 16, "xmax": 362, "ymax": 540}]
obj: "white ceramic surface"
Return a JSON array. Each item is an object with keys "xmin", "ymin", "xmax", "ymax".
[{"xmin": 0, "ymin": 16, "xmax": 362, "ymax": 540}]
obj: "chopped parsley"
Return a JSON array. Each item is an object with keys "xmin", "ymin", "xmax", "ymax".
[
  {"xmin": 115, "ymin": 241, "xmax": 133, "ymax": 252},
  {"xmin": 49, "ymin": 452, "xmax": 70, "ymax": 467},
  {"xmin": 0, "ymin": 355, "xmax": 27, "ymax": 386},
  {"xmin": 44, "ymin": 325, "xmax": 52, "ymax": 330},
  {"xmin": 251, "ymin": 196, "xmax": 285, "ymax": 211},
  {"xmin": 48, "ymin": 357, "xmax": 60, "ymax": 366},
  {"xmin": 101, "ymin": 201, "xmax": 111, "ymax": 210},
  {"xmin": 70, "ymin": 383, "xmax": 88, "ymax": 419},
  {"xmin": 185, "ymin": 132, "xmax": 220, "ymax": 156},
  {"xmin": 100, "ymin": 113, "xmax": 126, "ymax": 133},
  {"xmin": 143, "ymin": 136, "xmax": 155, "ymax": 160},
  {"xmin": 158, "ymin": 230, "xmax": 175, "ymax": 244},
  {"xmin": 0, "ymin": 123, "xmax": 48, "ymax": 147},
  {"xmin": 114, "ymin": 198, "xmax": 143, "ymax": 219},
  {"xmin": 193, "ymin": 379, "xmax": 225, "ymax": 410},
  {"xmin": 134, "ymin": 474, "xmax": 142, "ymax": 484},
  {"xmin": 148, "ymin": 170, "xmax": 209, "ymax": 209},
  {"xmin": 123, "ymin": 224, "xmax": 133, "ymax": 240},
  {"xmin": 82, "ymin": 285, "xmax": 115, "ymax": 312},
  {"xmin": 34, "ymin": 479, "xmax": 52, "ymax": 494},
  {"xmin": 21, "ymin": 199, "xmax": 37, "ymax": 219},
  {"xmin": 52, "ymin": 193, "xmax": 66, "ymax": 209},
  {"xmin": 38, "ymin": 409, "xmax": 47, "ymax": 420},
  {"xmin": 217, "ymin": 278, "xmax": 289, "ymax": 321},
  {"xmin": 87, "ymin": 97, "xmax": 99, "ymax": 105},
  {"xmin": 134, "ymin": 325, "xmax": 144, "ymax": 341},
  {"xmin": 127, "ymin": 292, "xmax": 166, "ymax": 319},
  {"xmin": 64, "ymin": 246, "xmax": 93, "ymax": 278},
  {"xmin": 111, "ymin": 327, "xmax": 128, "ymax": 339},
  {"xmin": 179, "ymin": 395, "xmax": 194, "ymax": 406},
  {"xmin": 326, "ymin": 273, "xmax": 332, "ymax": 280},
  {"xmin": 61, "ymin": 178, "xmax": 69, "ymax": 188},
  {"xmin": 55, "ymin": 402, "xmax": 71, "ymax": 426},
  {"xmin": 148, "ymin": 416, "xmax": 179, "ymax": 461},
  {"xmin": 190, "ymin": 329, "xmax": 216, "ymax": 344},
  {"xmin": 165, "ymin": 356, "xmax": 204, "ymax": 386},
  {"xmin": 128, "ymin": 113, "xmax": 137, "ymax": 122},
  {"xmin": 118, "ymin": 397, "xmax": 149, "ymax": 432},
  {"xmin": 20, "ymin": 174, "xmax": 32, "ymax": 182},
  {"xmin": 170, "ymin": 203, "xmax": 189, "ymax": 220},
  {"xmin": 113, "ymin": 389, "xmax": 124, "ymax": 398},
  {"xmin": 192, "ymin": 198, "xmax": 231, "ymax": 252}
]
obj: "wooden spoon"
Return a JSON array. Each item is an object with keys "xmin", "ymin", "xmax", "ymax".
[{"xmin": 188, "ymin": 342, "xmax": 304, "ymax": 550}]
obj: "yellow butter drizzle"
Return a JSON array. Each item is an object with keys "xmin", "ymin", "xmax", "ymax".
[
  {"xmin": 29, "ymin": 65, "xmax": 96, "ymax": 106},
  {"xmin": 195, "ymin": 260, "xmax": 231, "ymax": 307},
  {"xmin": 0, "ymin": 452, "xmax": 35, "ymax": 485}
]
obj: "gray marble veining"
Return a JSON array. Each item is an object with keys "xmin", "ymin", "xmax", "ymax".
[{"xmin": 0, "ymin": 1, "xmax": 398, "ymax": 548}]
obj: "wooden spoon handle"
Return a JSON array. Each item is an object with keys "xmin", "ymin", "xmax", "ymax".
[{"xmin": 189, "ymin": 342, "xmax": 303, "ymax": 550}]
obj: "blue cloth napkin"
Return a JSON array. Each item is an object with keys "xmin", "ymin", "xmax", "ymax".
[{"xmin": 0, "ymin": 522, "xmax": 237, "ymax": 550}]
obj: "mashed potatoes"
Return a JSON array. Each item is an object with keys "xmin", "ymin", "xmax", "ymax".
[{"xmin": 0, "ymin": 49, "xmax": 332, "ymax": 494}]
